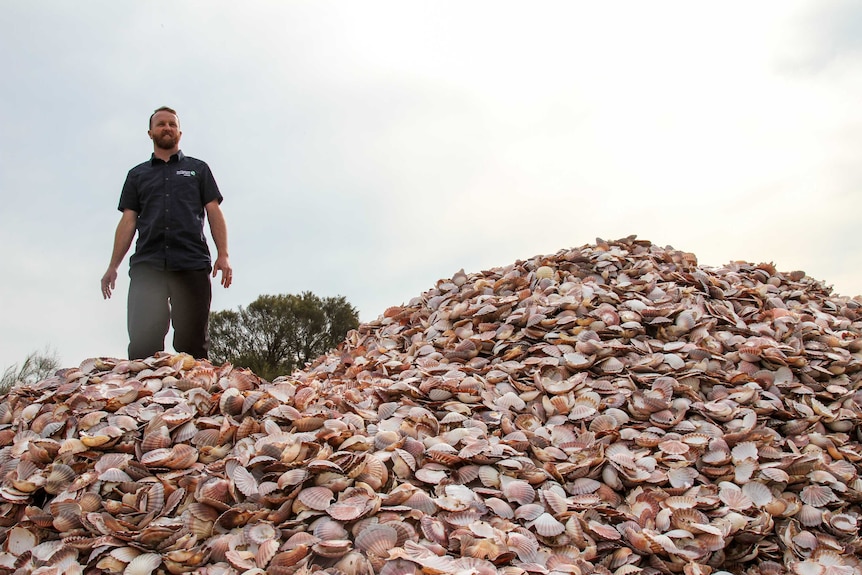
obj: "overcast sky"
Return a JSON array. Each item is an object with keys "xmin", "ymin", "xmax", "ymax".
[{"xmin": 2, "ymin": 1, "xmax": 861, "ymax": 371}]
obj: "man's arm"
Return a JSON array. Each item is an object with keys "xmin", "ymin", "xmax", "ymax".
[
  {"xmin": 205, "ymin": 200, "xmax": 232, "ymax": 288},
  {"xmin": 101, "ymin": 209, "xmax": 138, "ymax": 299}
]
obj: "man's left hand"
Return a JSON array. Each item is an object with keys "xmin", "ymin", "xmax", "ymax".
[{"xmin": 213, "ymin": 255, "xmax": 232, "ymax": 288}]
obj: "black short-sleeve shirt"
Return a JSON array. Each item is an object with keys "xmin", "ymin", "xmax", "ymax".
[{"xmin": 119, "ymin": 151, "xmax": 223, "ymax": 271}]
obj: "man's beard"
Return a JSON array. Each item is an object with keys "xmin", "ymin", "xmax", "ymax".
[{"xmin": 154, "ymin": 133, "xmax": 179, "ymax": 149}]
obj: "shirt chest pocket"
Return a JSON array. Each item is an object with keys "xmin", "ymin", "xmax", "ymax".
[{"xmin": 171, "ymin": 174, "xmax": 203, "ymax": 205}]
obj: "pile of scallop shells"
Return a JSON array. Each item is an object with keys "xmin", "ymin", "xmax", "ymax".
[{"xmin": 2, "ymin": 236, "xmax": 862, "ymax": 575}]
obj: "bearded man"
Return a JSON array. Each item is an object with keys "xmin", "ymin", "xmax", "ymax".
[{"xmin": 100, "ymin": 106, "xmax": 232, "ymax": 360}]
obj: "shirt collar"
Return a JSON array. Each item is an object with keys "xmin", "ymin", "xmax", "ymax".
[{"xmin": 150, "ymin": 150, "xmax": 185, "ymax": 165}]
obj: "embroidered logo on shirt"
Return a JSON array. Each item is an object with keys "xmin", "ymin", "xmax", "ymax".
[{"xmin": 176, "ymin": 170, "xmax": 197, "ymax": 177}]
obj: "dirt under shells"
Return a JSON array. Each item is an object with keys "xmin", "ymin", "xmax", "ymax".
[{"xmin": 1, "ymin": 236, "xmax": 862, "ymax": 575}]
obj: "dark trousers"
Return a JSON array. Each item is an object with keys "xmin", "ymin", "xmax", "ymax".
[{"xmin": 127, "ymin": 266, "xmax": 212, "ymax": 360}]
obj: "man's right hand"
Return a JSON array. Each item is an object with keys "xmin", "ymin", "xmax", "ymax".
[{"xmin": 101, "ymin": 269, "xmax": 118, "ymax": 299}]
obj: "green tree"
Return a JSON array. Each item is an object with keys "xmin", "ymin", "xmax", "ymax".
[
  {"xmin": 209, "ymin": 292, "xmax": 359, "ymax": 381},
  {"xmin": 1, "ymin": 348, "xmax": 61, "ymax": 394}
]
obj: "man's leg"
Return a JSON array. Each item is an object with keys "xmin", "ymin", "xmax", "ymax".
[
  {"xmin": 127, "ymin": 265, "xmax": 170, "ymax": 359},
  {"xmin": 168, "ymin": 269, "xmax": 212, "ymax": 359}
]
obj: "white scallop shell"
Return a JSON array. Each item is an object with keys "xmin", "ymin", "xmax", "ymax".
[
  {"xmin": 502, "ymin": 478, "xmax": 535, "ymax": 505},
  {"xmin": 483, "ymin": 497, "xmax": 514, "ymax": 519},
  {"xmin": 355, "ymin": 524, "xmax": 398, "ymax": 557},
  {"xmin": 734, "ymin": 459, "xmax": 757, "ymax": 483},
  {"xmin": 99, "ymin": 468, "xmax": 133, "ymax": 483},
  {"xmin": 718, "ymin": 482, "xmax": 752, "ymax": 510},
  {"xmin": 506, "ymin": 531, "xmax": 539, "ymax": 563},
  {"xmin": 667, "ymin": 467, "xmax": 698, "ymax": 489},
  {"xmin": 124, "ymin": 553, "xmax": 162, "ymax": 575},
  {"xmin": 299, "ymin": 487, "xmax": 335, "ymax": 511},
  {"xmin": 277, "ymin": 468, "xmax": 309, "ymax": 489},
  {"xmin": 6, "ymin": 526, "xmax": 37, "ymax": 557},
  {"xmin": 760, "ymin": 467, "xmax": 790, "ymax": 483},
  {"xmin": 827, "ymin": 513, "xmax": 858, "ymax": 533},
  {"xmin": 799, "ymin": 485, "xmax": 837, "ymax": 507},
  {"xmin": 328, "ymin": 495, "xmax": 371, "ymax": 521},
  {"xmin": 569, "ymin": 478, "xmax": 602, "ymax": 495},
  {"xmin": 232, "ymin": 466, "xmax": 259, "ymax": 497},
  {"xmin": 256, "ymin": 538, "xmax": 280, "ymax": 569},
  {"xmin": 741, "ymin": 481, "xmax": 773, "ymax": 507},
  {"xmin": 313, "ymin": 517, "xmax": 349, "ymax": 541},
  {"xmin": 797, "ymin": 504, "xmax": 823, "ymax": 527},
  {"xmin": 541, "ymin": 488, "xmax": 569, "ymax": 515},
  {"xmin": 514, "ymin": 504, "xmax": 546, "ymax": 522},
  {"xmin": 531, "ymin": 513, "xmax": 565, "ymax": 537}
]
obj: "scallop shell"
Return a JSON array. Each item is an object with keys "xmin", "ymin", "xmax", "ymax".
[
  {"xmin": 5, "ymin": 526, "xmax": 37, "ymax": 556},
  {"xmin": 477, "ymin": 466, "xmax": 500, "ymax": 488},
  {"xmin": 588, "ymin": 520, "xmax": 622, "ymax": 541},
  {"xmin": 256, "ymin": 538, "xmax": 280, "ymax": 569},
  {"xmin": 633, "ymin": 431, "xmax": 663, "ymax": 448},
  {"xmin": 742, "ymin": 481, "xmax": 774, "ymax": 507},
  {"xmin": 244, "ymin": 522, "xmax": 280, "ymax": 545},
  {"xmin": 355, "ymin": 524, "xmax": 398, "ymax": 557},
  {"xmin": 760, "ymin": 467, "xmax": 790, "ymax": 483},
  {"xmin": 414, "ymin": 466, "xmax": 448, "ymax": 484},
  {"xmin": 563, "ymin": 353, "xmax": 594, "ymax": 370},
  {"xmin": 124, "ymin": 553, "xmax": 163, "ymax": 575},
  {"xmin": 483, "ymin": 497, "xmax": 514, "ymax": 519},
  {"xmin": 268, "ymin": 546, "xmax": 310, "ymax": 573},
  {"xmin": 402, "ymin": 491, "xmax": 438, "ymax": 515},
  {"xmin": 99, "ymin": 467, "xmax": 133, "ymax": 483},
  {"xmin": 445, "ymin": 509, "xmax": 484, "ymax": 527},
  {"xmin": 313, "ymin": 518, "xmax": 349, "ymax": 541},
  {"xmin": 539, "ymin": 488, "xmax": 568, "ymax": 516},
  {"xmin": 589, "ymin": 414, "xmax": 620, "ymax": 434},
  {"xmin": 328, "ymin": 495, "xmax": 372, "ymax": 521},
  {"xmin": 670, "ymin": 508, "xmax": 709, "ymax": 531},
  {"xmin": 734, "ymin": 459, "xmax": 758, "ymax": 483},
  {"xmin": 140, "ymin": 448, "xmax": 172, "ymax": 467},
  {"xmin": 531, "ymin": 513, "xmax": 565, "ymax": 537},
  {"xmin": 44, "ymin": 463, "xmax": 76, "ymax": 495},
  {"xmin": 420, "ymin": 515, "xmax": 449, "ymax": 547},
  {"xmin": 667, "ymin": 467, "xmax": 698, "ymax": 489},
  {"xmin": 731, "ymin": 441, "xmax": 759, "ymax": 462},
  {"xmin": 568, "ymin": 401, "xmax": 598, "ymax": 421},
  {"xmin": 826, "ymin": 513, "xmax": 858, "ymax": 534},
  {"xmin": 797, "ymin": 504, "xmax": 823, "ymax": 527},
  {"xmin": 718, "ymin": 482, "xmax": 752, "ymax": 510},
  {"xmin": 681, "ymin": 433, "xmax": 711, "ymax": 448},
  {"xmin": 278, "ymin": 468, "xmax": 310, "ymax": 489},
  {"xmin": 702, "ymin": 443, "xmax": 731, "ymax": 465},
  {"xmin": 514, "ymin": 504, "xmax": 546, "ymax": 522},
  {"xmin": 312, "ymin": 539, "xmax": 353, "ymax": 558},
  {"xmin": 192, "ymin": 428, "xmax": 221, "ymax": 447},
  {"xmin": 299, "ymin": 486, "xmax": 335, "ymax": 511},
  {"xmin": 799, "ymin": 485, "xmax": 837, "ymax": 507},
  {"xmin": 567, "ymin": 478, "xmax": 600, "ymax": 496},
  {"xmin": 502, "ymin": 478, "xmax": 536, "ymax": 505},
  {"xmin": 658, "ymin": 439, "xmax": 689, "ymax": 455}
]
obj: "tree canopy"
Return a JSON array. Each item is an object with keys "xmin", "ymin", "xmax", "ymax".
[{"xmin": 209, "ymin": 292, "xmax": 359, "ymax": 381}]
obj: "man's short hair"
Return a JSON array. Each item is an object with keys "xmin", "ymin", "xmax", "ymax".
[{"xmin": 149, "ymin": 106, "xmax": 179, "ymax": 129}]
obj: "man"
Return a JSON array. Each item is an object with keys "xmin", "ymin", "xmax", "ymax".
[{"xmin": 100, "ymin": 106, "xmax": 232, "ymax": 360}]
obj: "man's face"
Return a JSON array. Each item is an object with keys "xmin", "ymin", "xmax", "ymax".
[{"xmin": 148, "ymin": 111, "xmax": 182, "ymax": 150}]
